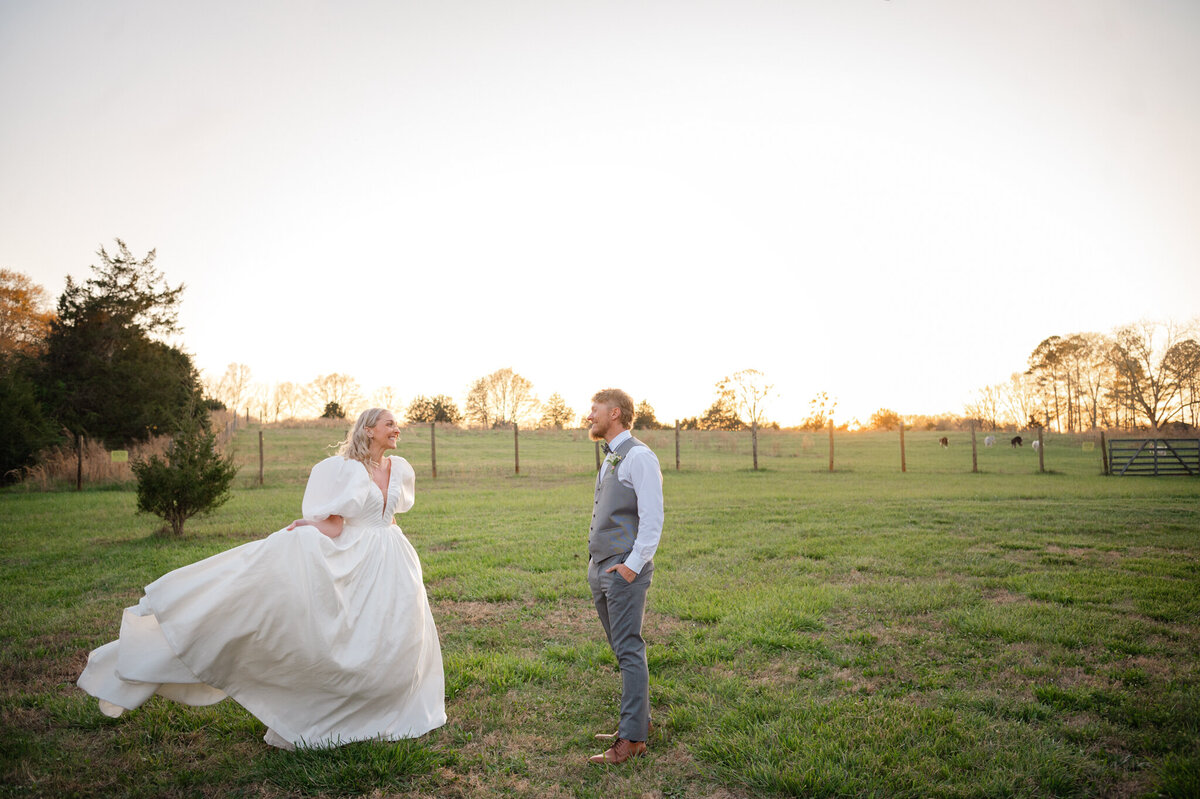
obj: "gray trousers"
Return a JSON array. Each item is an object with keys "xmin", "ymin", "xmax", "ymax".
[{"xmin": 587, "ymin": 553, "xmax": 654, "ymax": 742}]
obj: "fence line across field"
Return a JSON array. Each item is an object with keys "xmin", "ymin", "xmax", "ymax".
[
  {"xmin": 44, "ymin": 421, "xmax": 1193, "ymax": 491},
  {"xmin": 224, "ymin": 423, "xmax": 1153, "ymax": 487}
]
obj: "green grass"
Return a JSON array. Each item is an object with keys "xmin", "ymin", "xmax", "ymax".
[{"xmin": 1, "ymin": 425, "xmax": 1198, "ymax": 797}]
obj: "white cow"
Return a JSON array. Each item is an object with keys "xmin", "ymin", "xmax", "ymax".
[
  {"xmin": 1032, "ymin": 440, "xmax": 1041, "ymax": 451},
  {"xmin": 984, "ymin": 436, "xmax": 996, "ymax": 447}
]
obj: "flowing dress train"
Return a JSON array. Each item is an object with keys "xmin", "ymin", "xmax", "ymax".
[{"xmin": 78, "ymin": 455, "xmax": 445, "ymax": 748}]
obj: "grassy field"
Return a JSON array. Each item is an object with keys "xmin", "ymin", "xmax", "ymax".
[{"xmin": 1, "ymin": 426, "xmax": 1198, "ymax": 798}]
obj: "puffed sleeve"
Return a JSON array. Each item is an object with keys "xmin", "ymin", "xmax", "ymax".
[
  {"xmin": 301, "ymin": 456, "xmax": 368, "ymax": 521},
  {"xmin": 392, "ymin": 456, "xmax": 416, "ymax": 514}
]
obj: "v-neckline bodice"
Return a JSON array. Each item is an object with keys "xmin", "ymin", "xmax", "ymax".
[{"xmin": 371, "ymin": 457, "xmax": 393, "ymax": 517}]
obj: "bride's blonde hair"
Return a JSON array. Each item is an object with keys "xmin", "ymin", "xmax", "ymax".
[{"xmin": 337, "ymin": 408, "xmax": 392, "ymax": 465}]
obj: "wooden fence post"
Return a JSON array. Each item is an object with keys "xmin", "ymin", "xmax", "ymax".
[
  {"xmin": 752, "ymin": 419, "xmax": 759, "ymax": 471},
  {"xmin": 899, "ymin": 421, "xmax": 906, "ymax": 473},
  {"xmin": 970, "ymin": 421, "xmax": 978, "ymax": 473},
  {"xmin": 674, "ymin": 419, "xmax": 680, "ymax": 471},
  {"xmin": 245, "ymin": 407, "xmax": 250, "ymax": 427},
  {"xmin": 828, "ymin": 420, "xmax": 834, "ymax": 473},
  {"xmin": 594, "ymin": 439, "xmax": 601, "ymax": 471},
  {"xmin": 258, "ymin": 430, "xmax": 264, "ymax": 486},
  {"xmin": 430, "ymin": 422, "xmax": 437, "ymax": 479},
  {"xmin": 1037, "ymin": 426, "xmax": 1045, "ymax": 473},
  {"xmin": 514, "ymin": 423, "xmax": 520, "ymax": 475},
  {"xmin": 75, "ymin": 431, "xmax": 83, "ymax": 491},
  {"xmin": 1099, "ymin": 431, "xmax": 1108, "ymax": 475}
]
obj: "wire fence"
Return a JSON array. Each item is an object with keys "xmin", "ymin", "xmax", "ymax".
[
  {"xmin": 222, "ymin": 423, "xmax": 1128, "ymax": 487},
  {"xmin": 22, "ymin": 418, "xmax": 1188, "ymax": 493}
]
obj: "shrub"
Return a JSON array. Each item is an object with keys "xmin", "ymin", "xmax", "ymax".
[{"xmin": 131, "ymin": 422, "xmax": 237, "ymax": 536}]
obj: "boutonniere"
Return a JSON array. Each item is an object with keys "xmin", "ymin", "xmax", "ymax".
[{"xmin": 605, "ymin": 453, "xmax": 623, "ymax": 468}]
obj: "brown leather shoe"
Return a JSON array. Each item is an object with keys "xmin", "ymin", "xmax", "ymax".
[{"xmin": 588, "ymin": 738, "xmax": 646, "ymax": 765}]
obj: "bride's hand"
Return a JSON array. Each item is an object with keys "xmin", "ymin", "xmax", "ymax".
[{"xmin": 286, "ymin": 515, "xmax": 344, "ymax": 538}]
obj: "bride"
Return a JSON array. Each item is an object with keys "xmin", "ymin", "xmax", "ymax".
[{"xmin": 78, "ymin": 408, "xmax": 446, "ymax": 749}]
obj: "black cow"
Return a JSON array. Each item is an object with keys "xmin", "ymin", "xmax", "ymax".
[{"xmin": 1010, "ymin": 436, "xmax": 1023, "ymax": 448}]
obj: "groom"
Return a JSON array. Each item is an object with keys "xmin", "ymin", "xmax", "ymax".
[{"xmin": 585, "ymin": 388, "xmax": 664, "ymax": 765}]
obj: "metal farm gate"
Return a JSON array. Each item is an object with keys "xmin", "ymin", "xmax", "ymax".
[{"xmin": 1106, "ymin": 439, "xmax": 1200, "ymax": 476}]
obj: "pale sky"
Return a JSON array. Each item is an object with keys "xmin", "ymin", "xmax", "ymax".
[{"xmin": 2, "ymin": 0, "xmax": 1198, "ymax": 425}]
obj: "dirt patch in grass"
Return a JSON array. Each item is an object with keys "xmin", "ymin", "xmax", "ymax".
[
  {"xmin": 435, "ymin": 599, "xmax": 692, "ymax": 646},
  {"xmin": 745, "ymin": 658, "xmax": 803, "ymax": 689},
  {"xmin": 537, "ymin": 603, "xmax": 601, "ymax": 639},
  {"xmin": 982, "ymin": 588, "xmax": 1026, "ymax": 605},
  {"xmin": 830, "ymin": 667, "xmax": 879, "ymax": 695},
  {"xmin": 435, "ymin": 599, "xmax": 525, "ymax": 625},
  {"xmin": 644, "ymin": 610, "xmax": 692, "ymax": 640},
  {"xmin": 1120, "ymin": 654, "xmax": 1179, "ymax": 682}
]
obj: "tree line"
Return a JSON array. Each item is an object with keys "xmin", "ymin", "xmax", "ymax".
[
  {"xmin": 963, "ymin": 322, "xmax": 1200, "ymax": 433},
  {"xmin": 9, "ymin": 243, "xmax": 1194, "ymax": 488}
]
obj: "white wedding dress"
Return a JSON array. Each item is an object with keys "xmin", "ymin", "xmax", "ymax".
[{"xmin": 78, "ymin": 455, "xmax": 446, "ymax": 749}]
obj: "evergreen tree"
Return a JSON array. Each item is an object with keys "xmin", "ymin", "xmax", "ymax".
[
  {"xmin": 321, "ymin": 401, "xmax": 347, "ymax": 419},
  {"xmin": 633, "ymin": 399, "xmax": 664, "ymax": 430},
  {"xmin": 37, "ymin": 240, "xmax": 204, "ymax": 447},
  {"xmin": 132, "ymin": 419, "xmax": 238, "ymax": 536},
  {"xmin": 0, "ymin": 355, "xmax": 59, "ymax": 482},
  {"xmin": 699, "ymin": 388, "xmax": 743, "ymax": 430},
  {"xmin": 538, "ymin": 393, "xmax": 574, "ymax": 429}
]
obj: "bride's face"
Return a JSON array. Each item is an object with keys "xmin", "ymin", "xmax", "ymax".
[{"xmin": 368, "ymin": 412, "xmax": 401, "ymax": 450}]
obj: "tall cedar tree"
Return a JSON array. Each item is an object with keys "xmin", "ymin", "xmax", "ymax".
[{"xmin": 38, "ymin": 240, "xmax": 205, "ymax": 447}]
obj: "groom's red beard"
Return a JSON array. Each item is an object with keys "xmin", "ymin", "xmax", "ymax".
[{"xmin": 588, "ymin": 422, "xmax": 607, "ymax": 442}]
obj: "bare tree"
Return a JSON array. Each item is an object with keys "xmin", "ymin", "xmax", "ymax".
[
  {"xmin": 1164, "ymin": 334, "xmax": 1200, "ymax": 427},
  {"xmin": 1000, "ymin": 372, "xmax": 1038, "ymax": 429},
  {"xmin": 269, "ymin": 382, "xmax": 303, "ymax": 422},
  {"xmin": 1068, "ymin": 332, "xmax": 1113, "ymax": 430},
  {"xmin": 718, "ymin": 369, "xmax": 774, "ymax": 428},
  {"xmin": 373, "ymin": 385, "xmax": 401, "ymax": 412},
  {"xmin": 1108, "ymin": 320, "xmax": 1197, "ymax": 431},
  {"xmin": 964, "ymin": 384, "xmax": 1003, "ymax": 430},
  {"xmin": 464, "ymin": 368, "xmax": 539, "ymax": 428},
  {"xmin": 1027, "ymin": 336, "xmax": 1065, "ymax": 431},
  {"xmin": 464, "ymin": 377, "xmax": 490, "ymax": 428},
  {"xmin": 247, "ymin": 382, "xmax": 270, "ymax": 422},
  {"xmin": 213, "ymin": 363, "xmax": 253, "ymax": 412},
  {"xmin": 309, "ymin": 373, "xmax": 363, "ymax": 416}
]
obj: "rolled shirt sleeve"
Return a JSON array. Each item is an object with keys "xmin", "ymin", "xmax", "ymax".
[{"xmin": 618, "ymin": 445, "xmax": 664, "ymax": 574}]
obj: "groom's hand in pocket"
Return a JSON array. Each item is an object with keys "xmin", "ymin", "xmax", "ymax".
[{"xmin": 606, "ymin": 563, "xmax": 637, "ymax": 583}]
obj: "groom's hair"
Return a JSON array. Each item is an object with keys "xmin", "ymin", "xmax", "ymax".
[{"xmin": 592, "ymin": 388, "xmax": 634, "ymax": 429}]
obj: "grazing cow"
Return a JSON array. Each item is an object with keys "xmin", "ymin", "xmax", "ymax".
[
  {"xmin": 939, "ymin": 437, "xmax": 949, "ymax": 448},
  {"xmin": 1032, "ymin": 440, "xmax": 1041, "ymax": 451},
  {"xmin": 984, "ymin": 435, "xmax": 996, "ymax": 447},
  {"xmin": 1011, "ymin": 436, "xmax": 1023, "ymax": 448}
]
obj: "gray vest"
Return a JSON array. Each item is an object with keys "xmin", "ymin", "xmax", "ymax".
[{"xmin": 588, "ymin": 436, "xmax": 647, "ymax": 562}]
